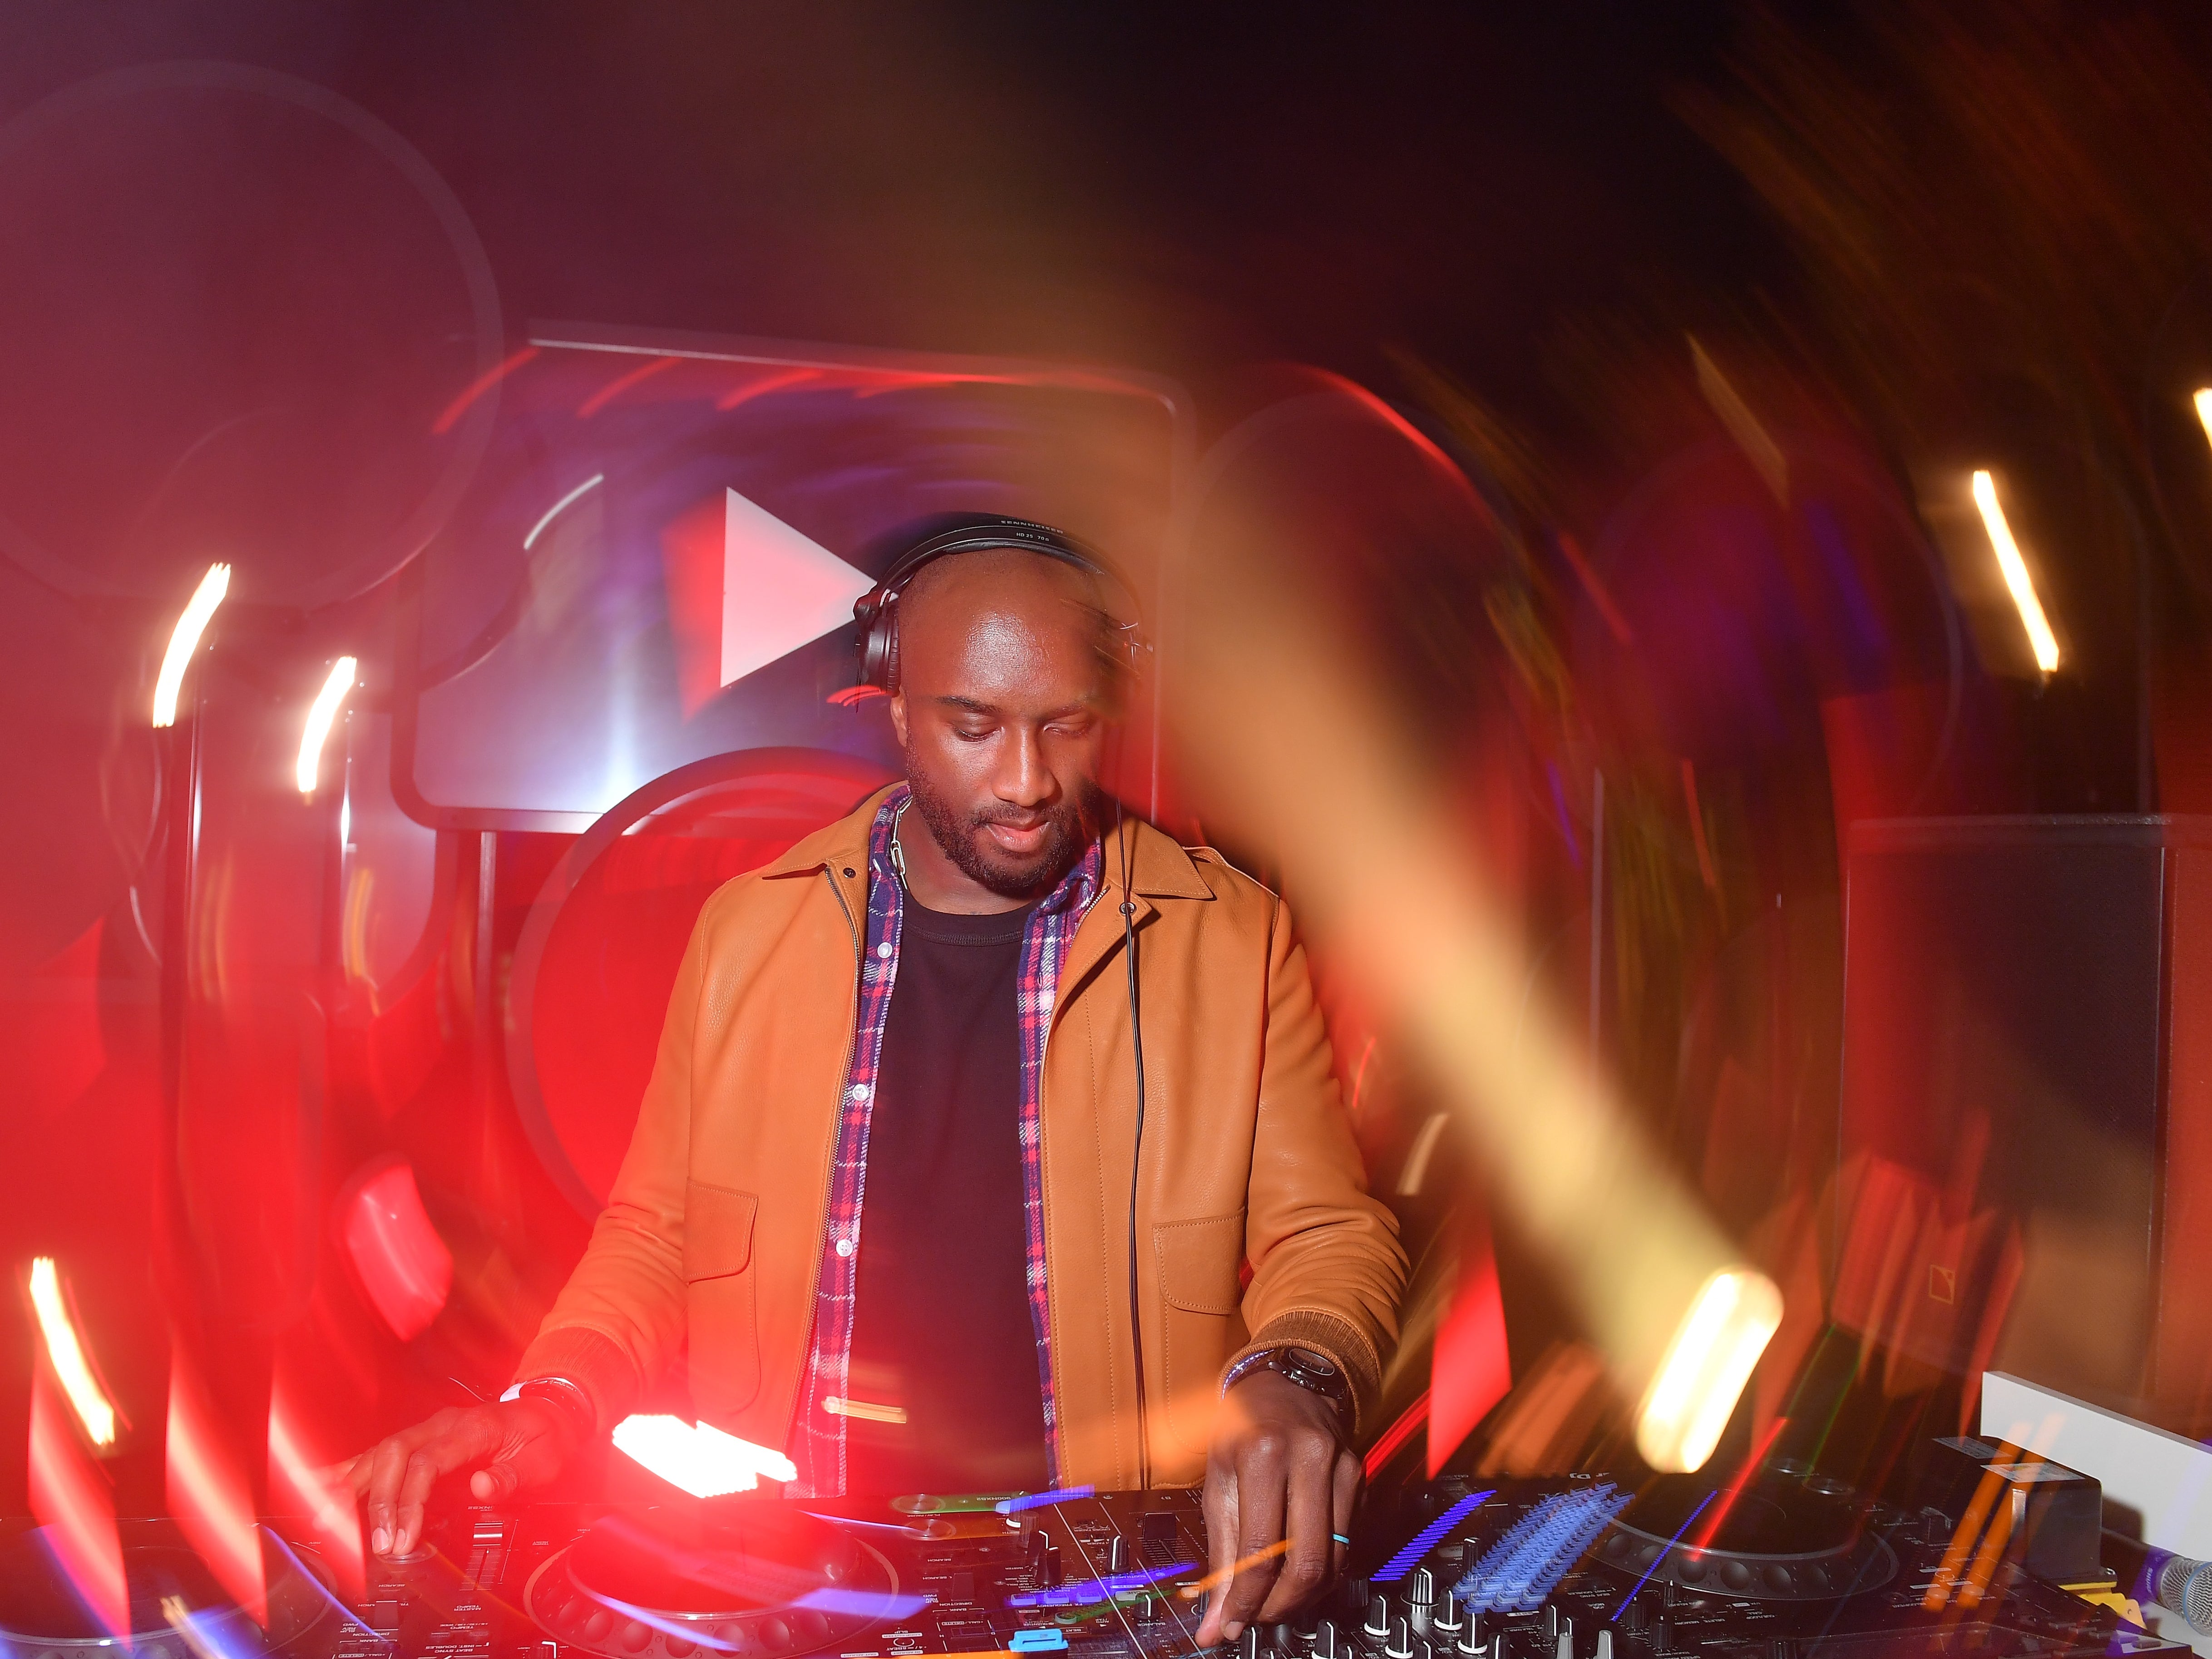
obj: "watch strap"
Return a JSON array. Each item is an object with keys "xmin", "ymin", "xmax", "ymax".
[
  {"xmin": 1222, "ymin": 1345, "xmax": 1352, "ymax": 1415},
  {"xmin": 503, "ymin": 1375, "xmax": 597, "ymax": 1443}
]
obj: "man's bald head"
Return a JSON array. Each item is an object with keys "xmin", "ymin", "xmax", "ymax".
[
  {"xmin": 887, "ymin": 546, "xmax": 1124, "ymax": 909},
  {"xmin": 894, "ymin": 546, "xmax": 1124, "ymax": 707}
]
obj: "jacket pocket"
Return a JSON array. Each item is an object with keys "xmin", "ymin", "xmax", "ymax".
[
  {"xmin": 1154, "ymin": 1214, "xmax": 1248, "ymax": 1455},
  {"xmin": 683, "ymin": 1181, "xmax": 761, "ymax": 1411}
]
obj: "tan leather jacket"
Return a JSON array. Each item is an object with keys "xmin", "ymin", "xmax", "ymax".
[{"xmin": 517, "ymin": 788, "xmax": 1406, "ymax": 1487}]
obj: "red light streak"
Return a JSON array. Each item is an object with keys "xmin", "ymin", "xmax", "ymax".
[
  {"xmin": 1364, "ymin": 1388, "xmax": 1431, "ymax": 1479},
  {"xmin": 167, "ymin": 1345, "xmax": 268, "ymax": 1626},
  {"xmin": 338, "ymin": 1159, "xmax": 452, "ymax": 1341},
  {"xmin": 430, "ymin": 344, "xmax": 538, "ymax": 435},
  {"xmin": 1680, "ymin": 760, "xmax": 1719, "ymax": 891},
  {"xmin": 578, "ymin": 354, "xmax": 679, "ymax": 418},
  {"xmin": 1429, "ymin": 1212, "xmax": 1512, "ymax": 1476},
  {"xmin": 716, "ymin": 367, "xmax": 817, "ymax": 411},
  {"xmin": 1554, "ymin": 532, "xmax": 1634, "ymax": 646},
  {"xmin": 267, "ymin": 1373, "xmax": 364, "ymax": 1602},
  {"xmin": 1688, "ymin": 1413, "xmax": 1790, "ymax": 1551},
  {"xmin": 27, "ymin": 1365, "xmax": 127, "ymax": 1637}
]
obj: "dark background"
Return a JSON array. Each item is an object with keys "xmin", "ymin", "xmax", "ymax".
[{"xmin": 0, "ymin": 1, "xmax": 1774, "ymax": 417}]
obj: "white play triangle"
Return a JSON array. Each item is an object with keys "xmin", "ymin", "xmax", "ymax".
[{"xmin": 720, "ymin": 488, "xmax": 876, "ymax": 687}]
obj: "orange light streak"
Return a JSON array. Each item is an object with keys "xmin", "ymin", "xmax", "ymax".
[
  {"xmin": 1179, "ymin": 1538, "xmax": 1295, "ymax": 1599},
  {"xmin": 1970, "ymin": 472, "xmax": 2059, "ymax": 674},
  {"xmin": 1923, "ymin": 1451, "xmax": 2012, "ymax": 1610}
]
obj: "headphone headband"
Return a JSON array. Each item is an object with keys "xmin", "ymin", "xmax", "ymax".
[{"xmin": 851, "ymin": 515, "xmax": 1145, "ymax": 694}]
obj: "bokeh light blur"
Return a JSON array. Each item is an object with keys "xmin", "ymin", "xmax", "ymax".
[{"xmin": 6, "ymin": 5, "xmax": 2212, "ymax": 1649}]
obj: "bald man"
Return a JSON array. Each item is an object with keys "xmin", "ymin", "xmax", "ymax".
[{"xmin": 350, "ymin": 523, "xmax": 1406, "ymax": 1644}]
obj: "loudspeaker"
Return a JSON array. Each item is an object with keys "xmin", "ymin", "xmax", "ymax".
[{"xmin": 1837, "ymin": 815, "xmax": 2212, "ymax": 1437}]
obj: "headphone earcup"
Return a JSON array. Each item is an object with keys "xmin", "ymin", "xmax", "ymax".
[
  {"xmin": 854, "ymin": 589, "xmax": 892, "ymax": 691},
  {"xmin": 859, "ymin": 588, "xmax": 907, "ymax": 692}
]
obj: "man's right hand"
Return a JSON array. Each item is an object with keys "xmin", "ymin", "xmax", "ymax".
[{"xmin": 344, "ymin": 1399, "xmax": 577, "ymax": 1558}]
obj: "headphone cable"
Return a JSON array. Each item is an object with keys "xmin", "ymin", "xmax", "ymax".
[{"xmin": 1116, "ymin": 789, "xmax": 1153, "ymax": 1490}]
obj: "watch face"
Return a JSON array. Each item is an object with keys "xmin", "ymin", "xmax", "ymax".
[{"xmin": 1288, "ymin": 1348, "xmax": 1338, "ymax": 1377}]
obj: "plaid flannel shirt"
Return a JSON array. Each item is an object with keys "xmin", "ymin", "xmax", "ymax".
[{"xmin": 787, "ymin": 786, "xmax": 1104, "ymax": 1496}]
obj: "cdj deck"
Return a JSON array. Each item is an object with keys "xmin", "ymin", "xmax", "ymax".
[{"xmin": 0, "ymin": 1469, "xmax": 2184, "ymax": 1659}]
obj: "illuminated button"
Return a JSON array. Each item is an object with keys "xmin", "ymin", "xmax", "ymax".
[{"xmin": 835, "ymin": 1238, "xmax": 855, "ymax": 1258}]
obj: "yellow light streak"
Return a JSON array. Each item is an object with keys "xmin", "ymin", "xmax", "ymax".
[
  {"xmin": 152, "ymin": 563, "xmax": 230, "ymax": 728},
  {"xmin": 1970, "ymin": 471, "xmax": 2060, "ymax": 675},
  {"xmin": 823, "ymin": 1395, "xmax": 908, "ymax": 1424},
  {"xmin": 28, "ymin": 1257, "xmax": 116, "ymax": 1447},
  {"xmin": 1171, "ymin": 512, "xmax": 1784, "ymax": 1477},
  {"xmin": 1635, "ymin": 1268, "xmax": 1784, "ymax": 1473},
  {"xmin": 295, "ymin": 657, "xmax": 357, "ymax": 796},
  {"xmin": 2193, "ymin": 389, "xmax": 2212, "ymax": 453}
]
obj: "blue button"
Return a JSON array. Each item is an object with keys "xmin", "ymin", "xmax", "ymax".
[{"xmin": 1011, "ymin": 1631, "xmax": 1069, "ymax": 1652}]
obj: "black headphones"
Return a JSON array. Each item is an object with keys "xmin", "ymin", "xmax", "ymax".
[{"xmin": 851, "ymin": 515, "xmax": 1147, "ymax": 694}]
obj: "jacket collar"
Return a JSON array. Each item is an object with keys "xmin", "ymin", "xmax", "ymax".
[{"xmin": 760, "ymin": 780, "xmax": 1214, "ymax": 901}]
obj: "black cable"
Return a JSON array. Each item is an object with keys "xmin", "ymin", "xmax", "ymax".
[{"xmin": 1117, "ymin": 792, "xmax": 1153, "ymax": 1489}]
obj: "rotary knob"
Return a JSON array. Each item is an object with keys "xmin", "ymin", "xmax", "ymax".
[{"xmin": 1364, "ymin": 1595, "xmax": 1392, "ymax": 1640}]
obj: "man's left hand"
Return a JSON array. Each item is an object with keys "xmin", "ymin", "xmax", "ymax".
[{"xmin": 1196, "ymin": 1370, "xmax": 1361, "ymax": 1647}]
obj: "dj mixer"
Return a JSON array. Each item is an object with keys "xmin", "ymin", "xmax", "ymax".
[{"xmin": 0, "ymin": 1460, "xmax": 2184, "ymax": 1659}]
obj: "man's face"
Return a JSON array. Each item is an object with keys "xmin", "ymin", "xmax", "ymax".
[{"xmin": 888, "ymin": 551, "xmax": 1114, "ymax": 901}]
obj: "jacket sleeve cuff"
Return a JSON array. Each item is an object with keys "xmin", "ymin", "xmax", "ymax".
[
  {"xmin": 512, "ymin": 1325, "xmax": 642, "ymax": 1437},
  {"xmin": 1223, "ymin": 1309, "xmax": 1385, "ymax": 1437}
]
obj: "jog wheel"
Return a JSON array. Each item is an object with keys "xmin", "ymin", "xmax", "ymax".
[
  {"xmin": 0, "ymin": 1522, "xmax": 337, "ymax": 1657},
  {"xmin": 527, "ymin": 1506, "xmax": 904, "ymax": 1659},
  {"xmin": 1595, "ymin": 1470, "xmax": 1898, "ymax": 1602}
]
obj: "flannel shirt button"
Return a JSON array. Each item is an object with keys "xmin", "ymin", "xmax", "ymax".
[
  {"xmin": 849, "ymin": 1083, "xmax": 870, "ymax": 1100},
  {"xmin": 876, "ymin": 941, "xmax": 892, "ymax": 958},
  {"xmin": 835, "ymin": 1238, "xmax": 855, "ymax": 1258}
]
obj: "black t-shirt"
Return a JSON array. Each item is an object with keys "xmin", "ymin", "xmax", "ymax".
[{"xmin": 842, "ymin": 889, "xmax": 1052, "ymax": 1496}]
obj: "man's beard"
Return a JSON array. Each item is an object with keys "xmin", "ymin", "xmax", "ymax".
[{"xmin": 903, "ymin": 760, "xmax": 1101, "ymax": 900}]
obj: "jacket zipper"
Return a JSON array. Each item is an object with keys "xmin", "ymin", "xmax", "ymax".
[{"xmin": 784, "ymin": 863, "xmax": 866, "ymax": 1466}]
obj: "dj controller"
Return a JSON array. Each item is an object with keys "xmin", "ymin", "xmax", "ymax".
[{"xmin": 0, "ymin": 1453, "xmax": 2186, "ymax": 1659}]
